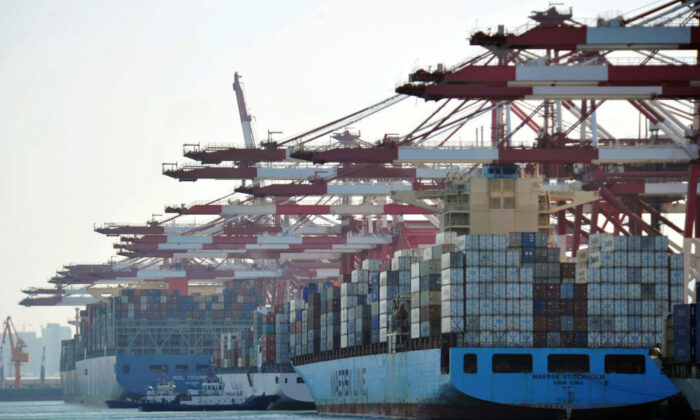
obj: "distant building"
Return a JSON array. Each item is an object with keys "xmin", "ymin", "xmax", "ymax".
[
  {"xmin": 2, "ymin": 323, "xmax": 71, "ymax": 382},
  {"xmin": 42, "ymin": 323, "xmax": 72, "ymax": 377}
]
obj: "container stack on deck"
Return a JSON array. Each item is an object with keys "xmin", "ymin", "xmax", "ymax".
[
  {"xmin": 672, "ymin": 304, "xmax": 697, "ymax": 363},
  {"xmin": 461, "ymin": 233, "xmax": 539, "ymax": 346},
  {"xmin": 319, "ymin": 284, "xmax": 340, "ymax": 351},
  {"xmin": 288, "ymin": 231, "xmax": 685, "ymax": 360},
  {"xmin": 289, "ymin": 300, "xmax": 304, "ymax": 358},
  {"xmin": 577, "ymin": 233, "xmax": 680, "ymax": 348},
  {"xmin": 275, "ymin": 304, "xmax": 290, "ymax": 364},
  {"xmin": 411, "ymin": 246, "xmax": 448, "ymax": 339}
]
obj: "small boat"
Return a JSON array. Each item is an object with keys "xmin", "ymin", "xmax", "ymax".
[
  {"xmin": 139, "ymin": 368, "xmax": 263, "ymax": 412},
  {"xmin": 142, "ymin": 375, "xmax": 177, "ymax": 404},
  {"xmin": 108, "ymin": 370, "xmax": 176, "ymax": 409}
]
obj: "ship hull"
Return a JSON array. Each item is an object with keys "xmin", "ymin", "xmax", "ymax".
[
  {"xmin": 216, "ymin": 369, "xmax": 314, "ymax": 410},
  {"xmin": 62, "ymin": 353, "xmax": 215, "ymax": 405},
  {"xmin": 74, "ymin": 355, "xmax": 125, "ymax": 404},
  {"xmin": 294, "ymin": 347, "xmax": 680, "ymax": 419}
]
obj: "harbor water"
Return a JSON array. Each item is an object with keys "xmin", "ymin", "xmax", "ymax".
[{"xmin": 0, "ymin": 401, "xmax": 369, "ymax": 420}]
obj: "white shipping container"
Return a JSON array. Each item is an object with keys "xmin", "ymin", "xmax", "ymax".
[
  {"xmin": 441, "ymin": 300, "xmax": 465, "ymax": 317},
  {"xmin": 479, "ymin": 315, "xmax": 494, "ymax": 330},
  {"xmin": 411, "ymin": 277, "xmax": 420, "ymax": 293},
  {"xmin": 601, "ymin": 300, "xmax": 615, "ymax": 315},
  {"xmin": 654, "ymin": 301, "xmax": 667, "ymax": 316},
  {"xmin": 465, "ymin": 299, "xmax": 479, "ymax": 315},
  {"xmin": 614, "ymin": 316, "xmax": 627, "ymax": 331},
  {"xmin": 410, "ymin": 323, "xmax": 420, "ymax": 339},
  {"xmin": 506, "ymin": 299, "xmax": 519, "ymax": 315},
  {"xmin": 589, "ymin": 233, "xmax": 608, "ymax": 249},
  {"xmin": 465, "ymin": 284, "xmax": 479, "ymax": 299},
  {"xmin": 465, "ymin": 251, "xmax": 479, "ymax": 266},
  {"xmin": 520, "ymin": 267, "xmax": 534, "ymax": 283},
  {"xmin": 479, "ymin": 267, "xmax": 493, "ymax": 282},
  {"xmin": 601, "ymin": 236, "xmax": 615, "ymax": 252},
  {"xmin": 506, "ymin": 267, "xmax": 519, "ymax": 282},
  {"xmin": 670, "ymin": 253, "xmax": 683, "ymax": 269},
  {"xmin": 441, "ymin": 316, "xmax": 465, "ymax": 333},
  {"xmin": 506, "ymin": 284, "xmax": 519, "ymax": 299},
  {"xmin": 465, "ymin": 267, "xmax": 479, "ymax": 282},
  {"xmin": 493, "ymin": 332, "xmax": 508, "ymax": 346},
  {"xmin": 479, "ymin": 299, "xmax": 493, "ymax": 315},
  {"xmin": 601, "ymin": 333, "xmax": 615, "ymax": 347},
  {"xmin": 493, "ymin": 299, "xmax": 507, "ymax": 315},
  {"xmin": 601, "ymin": 253, "xmax": 614, "ymax": 267},
  {"xmin": 521, "ymin": 284, "xmax": 533, "ymax": 299},
  {"xmin": 614, "ymin": 285, "xmax": 627, "ymax": 299},
  {"xmin": 453, "ymin": 285, "xmax": 466, "ymax": 302},
  {"xmin": 455, "ymin": 235, "xmax": 467, "ymax": 251},
  {"xmin": 671, "ymin": 286, "xmax": 683, "ymax": 303},
  {"xmin": 507, "ymin": 316, "xmax": 519, "ymax": 331},
  {"xmin": 519, "ymin": 299, "xmax": 533, "ymax": 315},
  {"xmin": 441, "ymin": 268, "xmax": 465, "ymax": 286},
  {"xmin": 411, "ymin": 263, "xmax": 420, "ymax": 278},
  {"xmin": 628, "ymin": 284, "xmax": 641, "ymax": 299},
  {"xmin": 507, "ymin": 331, "xmax": 521, "ymax": 347},
  {"xmin": 493, "ymin": 283, "xmax": 507, "ymax": 297},
  {"xmin": 600, "ymin": 284, "xmax": 614, "ymax": 298},
  {"xmin": 614, "ymin": 333, "xmax": 628, "ymax": 347},
  {"xmin": 464, "ymin": 315, "xmax": 479, "ymax": 331},
  {"xmin": 479, "ymin": 331, "xmax": 493, "ymax": 346},
  {"xmin": 655, "ymin": 284, "xmax": 668, "ymax": 299},
  {"xmin": 479, "ymin": 235, "xmax": 493, "ymax": 250},
  {"xmin": 628, "ymin": 251, "xmax": 641, "ymax": 267},
  {"xmin": 506, "ymin": 250, "xmax": 520, "ymax": 267},
  {"xmin": 655, "ymin": 317, "xmax": 664, "ymax": 332},
  {"xmin": 520, "ymin": 316, "xmax": 533, "ymax": 331},
  {"xmin": 464, "ymin": 332, "xmax": 479, "ymax": 346},
  {"xmin": 411, "ymin": 307, "xmax": 420, "ymax": 324}
]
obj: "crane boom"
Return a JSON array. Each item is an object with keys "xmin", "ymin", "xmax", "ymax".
[
  {"xmin": 1, "ymin": 317, "xmax": 29, "ymax": 388},
  {"xmin": 233, "ymin": 72, "xmax": 256, "ymax": 148}
]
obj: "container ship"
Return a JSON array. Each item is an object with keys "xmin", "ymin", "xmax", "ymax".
[
  {"xmin": 288, "ymin": 170, "xmax": 687, "ymax": 419},
  {"xmin": 20, "ymin": 2, "xmax": 700, "ymax": 418},
  {"xmin": 59, "ymin": 279, "xmax": 311, "ymax": 406}
]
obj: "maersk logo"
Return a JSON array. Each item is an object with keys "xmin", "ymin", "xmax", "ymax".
[{"xmin": 331, "ymin": 368, "xmax": 368, "ymax": 397}]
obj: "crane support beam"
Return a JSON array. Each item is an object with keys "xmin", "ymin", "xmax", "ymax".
[
  {"xmin": 471, "ymin": 26, "xmax": 700, "ymax": 50},
  {"xmin": 291, "ymin": 144, "xmax": 698, "ymax": 165}
]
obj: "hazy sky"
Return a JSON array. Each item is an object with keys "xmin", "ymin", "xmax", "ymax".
[{"xmin": 0, "ymin": 0, "xmax": 649, "ymax": 332}]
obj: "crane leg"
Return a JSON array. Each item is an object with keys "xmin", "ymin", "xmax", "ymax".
[{"xmin": 14, "ymin": 363, "xmax": 21, "ymax": 389}]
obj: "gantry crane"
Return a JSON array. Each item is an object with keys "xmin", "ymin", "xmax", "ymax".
[{"xmin": 1, "ymin": 316, "xmax": 29, "ymax": 388}]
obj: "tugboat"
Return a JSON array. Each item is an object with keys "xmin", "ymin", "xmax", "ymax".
[
  {"xmin": 138, "ymin": 365, "xmax": 274, "ymax": 411},
  {"xmin": 108, "ymin": 370, "xmax": 176, "ymax": 408}
]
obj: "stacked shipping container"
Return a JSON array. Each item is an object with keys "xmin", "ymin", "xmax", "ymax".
[{"xmin": 287, "ymin": 232, "xmax": 685, "ymax": 358}]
